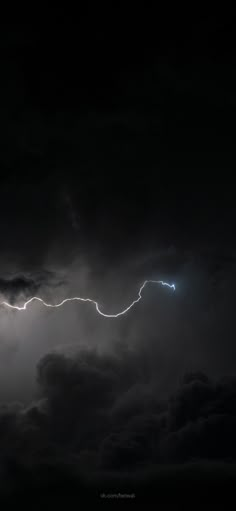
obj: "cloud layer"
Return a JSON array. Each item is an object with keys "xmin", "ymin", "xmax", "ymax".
[{"xmin": 1, "ymin": 348, "xmax": 236, "ymax": 476}]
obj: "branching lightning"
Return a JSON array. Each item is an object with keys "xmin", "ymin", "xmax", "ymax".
[{"xmin": 0, "ymin": 280, "xmax": 175, "ymax": 318}]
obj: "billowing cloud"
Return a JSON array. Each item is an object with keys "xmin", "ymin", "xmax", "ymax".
[
  {"xmin": 1, "ymin": 349, "xmax": 236, "ymax": 474},
  {"xmin": 0, "ymin": 271, "xmax": 64, "ymax": 304}
]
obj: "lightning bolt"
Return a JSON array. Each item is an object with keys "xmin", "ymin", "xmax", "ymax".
[{"xmin": 0, "ymin": 280, "xmax": 175, "ymax": 318}]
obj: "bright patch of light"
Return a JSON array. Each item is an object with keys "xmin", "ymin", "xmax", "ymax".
[{"xmin": 0, "ymin": 280, "xmax": 175, "ymax": 318}]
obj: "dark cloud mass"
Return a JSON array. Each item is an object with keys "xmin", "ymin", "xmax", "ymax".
[
  {"xmin": 0, "ymin": 271, "xmax": 63, "ymax": 303},
  {"xmin": 1, "ymin": 349, "xmax": 236, "ymax": 502}
]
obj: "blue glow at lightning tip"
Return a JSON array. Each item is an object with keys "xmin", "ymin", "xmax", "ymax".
[{"xmin": 0, "ymin": 279, "xmax": 175, "ymax": 318}]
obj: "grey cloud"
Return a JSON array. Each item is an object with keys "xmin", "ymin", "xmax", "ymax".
[
  {"xmin": 1, "ymin": 349, "xmax": 236, "ymax": 475},
  {"xmin": 0, "ymin": 271, "xmax": 65, "ymax": 304}
]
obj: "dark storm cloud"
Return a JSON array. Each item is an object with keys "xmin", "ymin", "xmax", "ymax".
[
  {"xmin": 0, "ymin": 271, "xmax": 64, "ymax": 303},
  {"xmin": 163, "ymin": 374, "xmax": 236, "ymax": 462},
  {"xmin": 0, "ymin": 329, "xmax": 235, "ymax": 505},
  {"xmin": 1, "ymin": 349, "xmax": 236, "ymax": 479}
]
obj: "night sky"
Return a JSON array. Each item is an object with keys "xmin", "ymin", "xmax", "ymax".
[{"xmin": 1, "ymin": 11, "xmax": 236, "ymax": 504}]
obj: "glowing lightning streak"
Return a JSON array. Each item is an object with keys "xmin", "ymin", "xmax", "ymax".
[{"xmin": 0, "ymin": 280, "xmax": 175, "ymax": 317}]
